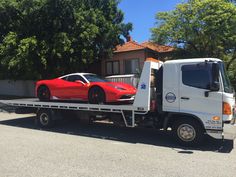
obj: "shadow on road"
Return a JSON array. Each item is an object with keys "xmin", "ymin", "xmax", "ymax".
[{"xmin": 0, "ymin": 115, "xmax": 234, "ymax": 153}]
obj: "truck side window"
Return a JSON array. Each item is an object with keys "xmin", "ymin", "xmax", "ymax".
[{"xmin": 182, "ymin": 64, "xmax": 210, "ymax": 89}]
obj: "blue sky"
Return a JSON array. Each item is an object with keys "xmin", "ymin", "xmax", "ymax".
[{"xmin": 119, "ymin": 0, "xmax": 186, "ymax": 43}]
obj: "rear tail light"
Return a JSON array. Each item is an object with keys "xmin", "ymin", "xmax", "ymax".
[{"xmin": 223, "ymin": 102, "xmax": 232, "ymax": 115}]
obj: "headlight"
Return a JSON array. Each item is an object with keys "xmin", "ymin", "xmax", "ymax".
[
  {"xmin": 223, "ymin": 102, "xmax": 232, "ymax": 115},
  {"xmin": 115, "ymin": 86, "xmax": 126, "ymax": 90},
  {"xmin": 108, "ymin": 84, "xmax": 126, "ymax": 90}
]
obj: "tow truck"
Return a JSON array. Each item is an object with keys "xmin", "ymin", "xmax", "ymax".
[{"xmin": 1, "ymin": 58, "xmax": 236, "ymax": 146}]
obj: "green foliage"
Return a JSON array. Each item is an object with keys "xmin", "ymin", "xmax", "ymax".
[
  {"xmin": 0, "ymin": 0, "xmax": 132, "ymax": 79},
  {"xmin": 0, "ymin": 32, "xmax": 39, "ymax": 79},
  {"xmin": 151, "ymin": 0, "xmax": 236, "ymax": 85}
]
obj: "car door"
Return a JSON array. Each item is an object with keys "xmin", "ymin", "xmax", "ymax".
[
  {"xmin": 52, "ymin": 77, "xmax": 70, "ymax": 99},
  {"xmin": 66, "ymin": 75, "xmax": 87, "ymax": 100},
  {"xmin": 179, "ymin": 63, "xmax": 223, "ymax": 130}
]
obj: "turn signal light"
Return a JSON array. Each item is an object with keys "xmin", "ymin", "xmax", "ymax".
[
  {"xmin": 212, "ymin": 116, "xmax": 220, "ymax": 121},
  {"xmin": 223, "ymin": 102, "xmax": 232, "ymax": 115}
]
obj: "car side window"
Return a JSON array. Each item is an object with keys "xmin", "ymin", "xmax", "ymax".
[
  {"xmin": 67, "ymin": 75, "xmax": 86, "ymax": 83},
  {"xmin": 60, "ymin": 76, "xmax": 68, "ymax": 81},
  {"xmin": 182, "ymin": 64, "xmax": 211, "ymax": 89}
]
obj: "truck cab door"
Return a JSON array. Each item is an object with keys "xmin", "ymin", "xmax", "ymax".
[{"xmin": 179, "ymin": 62, "xmax": 223, "ymax": 130}]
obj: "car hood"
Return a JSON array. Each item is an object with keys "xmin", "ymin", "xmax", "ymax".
[
  {"xmin": 92, "ymin": 82, "xmax": 136, "ymax": 91},
  {"xmin": 108, "ymin": 82, "xmax": 136, "ymax": 89}
]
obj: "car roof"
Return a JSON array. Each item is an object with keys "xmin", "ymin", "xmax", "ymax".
[{"xmin": 59, "ymin": 73, "xmax": 96, "ymax": 78}]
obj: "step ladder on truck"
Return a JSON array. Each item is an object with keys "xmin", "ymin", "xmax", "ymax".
[{"xmin": 1, "ymin": 58, "xmax": 236, "ymax": 146}]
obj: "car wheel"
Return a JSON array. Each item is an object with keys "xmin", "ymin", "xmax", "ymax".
[
  {"xmin": 37, "ymin": 85, "xmax": 51, "ymax": 101},
  {"xmin": 172, "ymin": 118, "xmax": 204, "ymax": 147},
  {"xmin": 88, "ymin": 86, "xmax": 106, "ymax": 104}
]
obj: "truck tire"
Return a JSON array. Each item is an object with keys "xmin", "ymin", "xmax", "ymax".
[
  {"xmin": 172, "ymin": 118, "xmax": 204, "ymax": 146},
  {"xmin": 36, "ymin": 109, "xmax": 55, "ymax": 128}
]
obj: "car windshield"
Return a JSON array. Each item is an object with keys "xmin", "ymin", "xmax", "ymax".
[{"xmin": 84, "ymin": 74, "xmax": 108, "ymax": 82}]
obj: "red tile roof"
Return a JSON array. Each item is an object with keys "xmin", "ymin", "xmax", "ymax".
[
  {"xmin": 146, "ymin": 57, "xmax": 161, "ymax": 62},
  {"xmin": 114, "ymin": 41, "xmax": 145, "ymax": 53},
  {"xmin": 114, "ymin": 40, "xmax": 174, "ymax": 53},
  {"xmin": 141, "ymin": 42, "xmax": 175, "ymax": 53}
]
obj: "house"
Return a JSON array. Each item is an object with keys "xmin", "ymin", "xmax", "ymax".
[{"xmin": 101, "ymin": 36, "xmax": 174, "ymax": 76}]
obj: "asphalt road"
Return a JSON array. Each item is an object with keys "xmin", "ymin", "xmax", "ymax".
[{"xmin": 0, "ymin": 112, "xmax": 236, "ymax": 177}]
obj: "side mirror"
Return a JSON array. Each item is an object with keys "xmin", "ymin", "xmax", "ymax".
[
  {"xmin": 210, "ymin": 63, "xmax": 220, "ymax": 91},
  {"xmin": 205, "ymin": 63, "xmax": 220, "ymax": 97},
  {"xmin": 210, "ymin": 81, "xmax": 220, "ymax": 91},
  {"xmin": 75, "ymin": 80, "xmax": 85, "ymax": 85}
]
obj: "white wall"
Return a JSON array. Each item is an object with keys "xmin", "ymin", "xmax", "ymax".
[{"xmin": 0, "ymin": 80, "xmax": 35, "ymax": 97}]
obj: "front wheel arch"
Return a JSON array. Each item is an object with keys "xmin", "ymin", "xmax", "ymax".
[
  {"xmin": 170, "ymin": 115, "xmax": 205, "ymax": 146},
  {"xmin": 165, "ymin": 113, "xmax": 205, "ymax": 132}
]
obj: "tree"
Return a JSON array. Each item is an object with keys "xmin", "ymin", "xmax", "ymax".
[
  {"xmin": 151, "ymin": 0, "xmax": 236, "ymax": 77},
  {"xmin": 0, "ymin": 0, "xmax": 132, "ymax": 79}
]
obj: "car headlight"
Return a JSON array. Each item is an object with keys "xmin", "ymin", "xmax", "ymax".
[
  {"xmin": 108, "ymin": 84, "xmax": 126, "ymax": 90},
  {"xmin": 115, "ymin": 86, "xmax": 126, "ymax": 90}
]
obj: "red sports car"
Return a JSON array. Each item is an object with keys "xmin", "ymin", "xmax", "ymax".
[{"xmin": 36, "ymin": 73, "xmax": 136, "ymax": 104}]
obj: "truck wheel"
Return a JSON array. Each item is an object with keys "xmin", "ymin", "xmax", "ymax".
[
  {"xmin": 36, "ymin": 109, "xmax": 55, "ymax": 128},
  {"xmin": 172, "ymin": 118, "xmax": 204, "ymax": 146},
  {"xmin": 88, "ymin": 86, "xmax": 106, "ymax": 104},
  {"xmin": 37, "ymin": 85, "xmax": 51, "ymax": 101}
]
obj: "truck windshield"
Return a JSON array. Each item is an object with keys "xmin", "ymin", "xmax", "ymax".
[{"xmin": 219, "ymin": 62, "xmax": 234, "ymax": 93}]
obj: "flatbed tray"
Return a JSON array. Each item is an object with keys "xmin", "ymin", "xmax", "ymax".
[{"xmin": 0, "ymin": 98, "xmax": 142, "ymax": 113}]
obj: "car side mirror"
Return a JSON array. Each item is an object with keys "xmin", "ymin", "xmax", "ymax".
[{"xmin": 75, "ymin": 80, "xmax": 85, "ymax": 85}]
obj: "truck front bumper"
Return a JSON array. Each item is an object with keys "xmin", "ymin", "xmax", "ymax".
[
  {"xmin": 206, "ymin": 118, "xmax": 236, "ymax": 140},
  {"xmin": 223, "ymin": 118, "xmax": 236, "ymax": 140}
]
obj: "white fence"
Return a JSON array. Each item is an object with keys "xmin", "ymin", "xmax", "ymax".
[
  {"xmin": 0, "ymin": 80, "xmax": 35, "ymax": 97},
  {"xmin": 106, "ymin": 74, "xmax": 139, "ymax": 87}
]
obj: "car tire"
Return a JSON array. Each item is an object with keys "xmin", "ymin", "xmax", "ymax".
[
  {"xmin": 37, "ymin": 85, "xmax": 51, "ymax": 101},
  {"xmin": 172, "ymin": 118, "xmax": 204, "ymax": 147},
  {"xmin": 88, "ymin": 86, "xmax": 106, "ymax": 104}
]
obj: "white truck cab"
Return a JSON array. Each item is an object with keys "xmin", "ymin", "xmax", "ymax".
[{"xmin": 158, "ymin": 58, "xmax": 235, "ymax": 144}]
